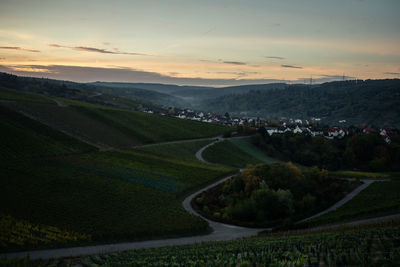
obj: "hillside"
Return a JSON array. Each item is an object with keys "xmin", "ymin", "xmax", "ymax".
[
  {"xmin": 94, "ymin": 81, "xmax": 287, "ymax": 107},
  {"xmin": 0, "ymin": 88, "xmax": 231, "ymax": 149},
  {"xmin": 203, "ymin": 79, "xmax": 400, "ymax": 127},
  {"xmin": 0, "ymin": 90, "xmax": 234, "ymax": 252}
]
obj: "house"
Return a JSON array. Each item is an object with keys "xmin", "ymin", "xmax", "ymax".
[
  {"xmin": 265, "ymin": 126, "xmax": 279, "ymax": 136},
  {"xmin": 293, "ymin": 125, "xmax": 303, "ymax": 134},
  {"xmin": 380, "ymin": 129, "xmax": 391, "ymax": 144},
  {"xmin": 283, "ymin": 127, "xmax": 292, "ymax": 133}
]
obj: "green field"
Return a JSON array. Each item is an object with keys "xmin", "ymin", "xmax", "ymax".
[
  {"xmin": 230, "ymin": 138, "xmax": 279, "ymax": 163},
  {"xmin": 136, "ymin": 139, "xmax": 213, "ymax": 162},
  {"xmin": 305, "ymin": 181, "xmax": 400, "ymax": 226},
  {"xmin": 202, "ymin": 139, "xmax": 266, "ymax": 168},
  {"xmin": 0, "ymin": 88, "xmax": 54, "ymax": 104},
  {"xmin": 32, "ymin": 224, "xmax": 400, "ymax": 266}
]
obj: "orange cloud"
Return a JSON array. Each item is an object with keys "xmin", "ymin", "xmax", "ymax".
[{"xmin": 0, "ymin": 46, "xmax": 40, "ymax": 53}]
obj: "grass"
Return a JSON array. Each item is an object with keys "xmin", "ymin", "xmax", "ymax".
[
  {"xmin": 230, "ymin": 138, "xmax": 279, "ymax": 163},
  {"xmin": 304, "ymin": 180, "xmax": 400, "ymax": 226},
  {"xmin": 136, "ymin": 139, "xmax": 213, "ymax": 162},
  {"xmin": 33, "ymin": 223, "xmax": 400, "ymax": 266},
  {"xmin": 0, "ymin": 87, "xmax": 54, "ymax": 104},
  {"xmin": 202, "ymin": 139, "xmax": 264, "ymax": 168}
]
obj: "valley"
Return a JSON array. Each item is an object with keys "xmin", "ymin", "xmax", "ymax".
[{"xmin": 0, "ymin": 78, "xmax": 399, "ymax": 266}]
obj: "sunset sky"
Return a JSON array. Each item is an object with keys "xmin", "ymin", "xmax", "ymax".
[{"xmin": 0, "ymin": 0, "xmax": 399, "ymax": 86}]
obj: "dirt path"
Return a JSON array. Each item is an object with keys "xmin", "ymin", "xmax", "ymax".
[
  {"xmin": 299, "ymin": 179, "xmax": 384, "ymax": 222},
  {"xmin": 53, "ymin": 99, "xmax": 68, "ymax": 107},
  {"xmin": 134, "ymin": 136, "xmax": 221, "ymax": 149}
]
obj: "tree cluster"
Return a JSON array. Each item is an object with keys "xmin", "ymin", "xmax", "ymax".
[
  {"xmin": 198, "ymin": 163, "xmax": 354, "ymax": 226},
  {"xmin": 252, "ymin": 130, "xmax": 400, "ymax": 171}
]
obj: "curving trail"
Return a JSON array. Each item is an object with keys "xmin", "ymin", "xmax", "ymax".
[{"xmin": 0, "ymin": 137, "xmax": 390, "ymax": 260}]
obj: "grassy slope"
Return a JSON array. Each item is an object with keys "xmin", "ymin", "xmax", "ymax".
[
  {"xmin": 136, "ymin": 139, "xmax": 213, "ymax": 162},
  {"xmin": 230, "ymin": 138, "xmax": 279, "ymax": 163},
  {"xmin": 202, "ymin": 139, "xmax": 264, "ymax": 168},
  {"xmin": 68, "ymin": 99, "xmax": 231, "ymax": 145},
  {"xmin": 305, "ymin": 180, "xmax": 400, "ymax": 226},
  {"xmin": 0, "ymin": 87, "xmax": 54, "ymax": 104}
]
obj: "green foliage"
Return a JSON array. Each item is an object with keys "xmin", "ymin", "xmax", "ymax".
[
  {"xmin": 255, "ymin": 130, "xmax": 400, "ymax": 171},
  {"xmin": 199, "ymin": 163, "xmax": 355, "ymax": 226},
  {"xmin": 307, "ymin": 180, "xmax": 400, "ymax": 226},
  {"xmin": 203, "ymin": 140, "xmax": 263, "ymax": 168},
  {"xmin": 45, "ymin": 225, "xmax": 400, "ymax": 266}
]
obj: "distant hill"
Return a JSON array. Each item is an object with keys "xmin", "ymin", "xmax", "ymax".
[
  {"xmin": 93, "ymin": 81, "xmax": 287, "ymax": 107},
  {"xmin": 0, "ymin": 72, "xmax": 186, "ymax": 109},
  {"xmin": 203, "ymin": 79, "xmax": 400, "ymax": 128},
  {"xmin": 2, "ymin": 72, "xmax": 399, "ymax": 127}
]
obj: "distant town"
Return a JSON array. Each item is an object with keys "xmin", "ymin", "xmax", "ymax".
[{"xmin": 141, "ymin": 106, "xmax": 399, "ymax": 144}]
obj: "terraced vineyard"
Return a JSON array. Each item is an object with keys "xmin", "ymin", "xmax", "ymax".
[
  {"xmin": 70, "ymin": 100, "xmax": 231, "ymax": 145},
  {"xmin": 304, "ymin": 180, "xmax": 400, "ymax": 226},
  {"xmin": 0, "ymin": 105, "xmax": 95, "ymax": 162},
  {"xmin": 32, "ymin": 223, "xmax": 400, "ymax": 266},
  {"xmin": 136, "ymin": 139, "xmax": 213, "ymax": 163},
  {"xmin": 1, "ymin": 148, "xmax": 233, "ymax": 251},
  {"xmin": 1, "ymin": 96, "xmax": 231, "ymax": 148},
  {"xmin": 0, "ymin": 91, "xmax": 235, "ymax": 252},
  {"xmin": 202, "ymin": 139, "xmax": 264, "ymax": 168},
  {"xmin": 0, "ymin": 214, "xmax": 91, "ymax": 251}
]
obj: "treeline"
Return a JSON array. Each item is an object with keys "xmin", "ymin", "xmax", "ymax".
[
  {"xmin": 203, "ymin": 79, "xmax": 400, "ymax": 128},
  {"xmin": 252, "ymin": 129, "xmax": 400, "ymax": 171}
]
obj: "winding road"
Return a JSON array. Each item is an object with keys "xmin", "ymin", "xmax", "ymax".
[{"xmin": 0, "ymin": 137, "xmax": 393, "ymax": 260}]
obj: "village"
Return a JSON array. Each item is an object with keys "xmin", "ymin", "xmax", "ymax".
[{"xmin": 141, "ymin": 107, "xmax": 399, "ymax": 144}]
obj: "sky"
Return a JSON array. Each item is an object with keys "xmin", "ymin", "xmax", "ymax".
[{"xmin": 0, "ymin": 0, "xmax": 399, "ymax": 86}]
